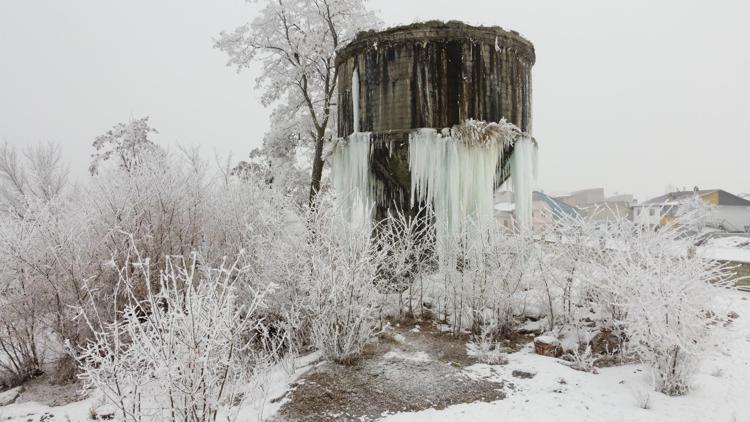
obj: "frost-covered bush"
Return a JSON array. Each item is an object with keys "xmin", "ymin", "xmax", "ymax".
[
  {"xmin": 0, "ymin": 141, "xmax": 69, "ymax": 213},
  {"xmin": 0, "ymin": 214, "xmax": 44, "ymax": 386},
  {"xmin": 0, "ymin": 143, "xmax": 70, "ymax": 383},
  {"xmin": 415, "ymin": 202, "xmax": 731, "ymax": 395},
  {"xmin": 0, "ymin": 135, "xmax": 312, "ymax": 382},
  {"xmin": 0, "ymin": 290, "xmax": 42, "ymax": 387},
  {"xmin": 474, "ymin": 229, "xmax": 537, "ymax": 336},
  {"xmin": 375, "ymin": 208, "xmax": 435, "ymax": 318},
  {"xmin": 0, "ymin": 197, "xmax": 89, "ymax": 383},
  {"xmin": 466, "ymin": 322, "xmax": 508, "ymax": 365},
  {"xmin": 75, "ymin": 252, "xmax": 274, "ymax": 422},
  {"xmin": 305, "ymin": 194, "xmax": 387, "ymax": 364},
  {"xmin": 612, "ymin": 244, "xmax": 729, "ymax": 395},
  {"xmin": 0, "ymin": 152, "xmax": 214, "ymax": 382},
  {"xmin": 553, "ymin": 210, "xmax": 732, "ymax": 395},
  {"xmin": 427, "ymin": 222, "xmax": 535, "ymax": 337},
  {"xmin": 562, "ymin": 344, "xmax": 598, "ymax": 374}
]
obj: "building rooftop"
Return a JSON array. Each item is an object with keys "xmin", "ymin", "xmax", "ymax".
[
  {"xmin": 638, "ymin": 189, "xmax": 750, "ymax": 207},
  {"xmin": 534, "ymin": 191, "xmax": 582, "ymax": 219},
  {"xmin": 494, "ymin": 191, "xmax": 581, "ymax": 219}
]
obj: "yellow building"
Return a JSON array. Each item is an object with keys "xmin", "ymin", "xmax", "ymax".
[{"xmin": 633, "ymin": 189, "xmax": 750, "ymax": 232}]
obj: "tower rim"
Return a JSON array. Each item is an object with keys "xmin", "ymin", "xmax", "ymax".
[{"xmin": 336, "ymin": 20, "xmax": 536, "ymax": 67}]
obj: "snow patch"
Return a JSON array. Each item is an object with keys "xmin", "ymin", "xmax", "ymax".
[
  {"xmin": 0, "ymin": 386, "xmax": 22, "ymax": 406},
  {"xmin": 534, "ymin": 335, "xmax": 560, "ymax": 345},
  {"xmin": 698, "ymin": 236, "xmax": 750, "ymax": 263},
  {"xmin": 384, "ymin": 350, "xmax": 433, "ymax": 363}
]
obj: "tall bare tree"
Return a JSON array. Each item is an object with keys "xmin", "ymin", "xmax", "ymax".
[{"xmin": 216, "ymin": 0, "xmax": 380, "ymax": 203}]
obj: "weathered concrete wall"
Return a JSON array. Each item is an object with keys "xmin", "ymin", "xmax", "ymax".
[{"xmin": 337, "ymin": 21, "xmax": 535, "ymax": 137}]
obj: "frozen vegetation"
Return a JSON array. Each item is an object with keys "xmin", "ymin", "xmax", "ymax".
[
  {"xmin": 0, "ymin": 0, "xmax": 746, "ymax": 420},
  {"xmin": 0, "ymin": 116, "xmax": 744, "ymax": 420}
]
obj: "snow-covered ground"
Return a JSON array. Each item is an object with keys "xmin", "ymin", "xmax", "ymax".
[
  {"xmin": 0, "ymin": 352, "xmax": 323, "ymax": 421},
  {"xmin": 382, "ymin": 290, "xmax": 750, "ymax": 422},
  {"xmin": 2, "ymin": 293, "xmax": 748, "ymax": 422},
  {"xmin": 699, "ymin": 236, "xmax": 750, "ymax": 263}
]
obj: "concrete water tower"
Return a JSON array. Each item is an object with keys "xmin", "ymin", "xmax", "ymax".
[{"xmin": 333, "ymin": 21, "xmax": 536, "ymax": 230}]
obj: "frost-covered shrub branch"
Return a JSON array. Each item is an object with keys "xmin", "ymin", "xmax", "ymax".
[
  {"xmin": 543, "ymin": 208, "xmax": 734, "ymax": 394},
  {"xmin": 74, "ymin": 250, "xmax": 276, "ymax": 422},
  {"xmin": 375, "ymin": 200, "xmax": 733, "ymax": 396},
  {"xmin": 304, "ymin": 194, "xmax": 388, "ymax": 364}
]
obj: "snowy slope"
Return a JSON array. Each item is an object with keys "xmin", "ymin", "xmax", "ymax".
[{"xmin": 699, "ymin": 236, "xmax": 750, "ymax": 263}]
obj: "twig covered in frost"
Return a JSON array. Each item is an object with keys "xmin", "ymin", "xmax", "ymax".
[
  {"xmin": 550, "ymin": 207, "xmax": 734, "ymax": 394},
  {"xmin": 466, "ymin": 322, "xmax": 508, "ymax": 365},
  {"xmin": 305, "ymin": 193, "xmax": 388, "ymax": 364},
  {"xmin": 562, "ymin": 344, "xmax": 598, "ymax": 374},
  {"xmin": 73, "ymin": 247, "xmax": 276, "ymax": 422},
  {"xmin": 375, "ymin": 206, "xmax": 434, "ymax": 317}
]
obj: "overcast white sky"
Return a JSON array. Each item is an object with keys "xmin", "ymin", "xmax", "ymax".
[{"xmin": 0, "ymin": 0, "xmax": 748, "ymax": 201}]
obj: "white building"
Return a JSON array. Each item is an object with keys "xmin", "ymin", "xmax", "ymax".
[
  {"xmin": 633, "ymin": 189, "xmax": 750, "ymax": 232},
  {"xmin": 555, "ymin": 189, "xmax": 635, "ymax": 221}
]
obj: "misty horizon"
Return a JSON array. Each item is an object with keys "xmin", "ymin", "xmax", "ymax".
[{"xmin": 1, "ymin": 0, "xmax": 747, "ymax": 202}]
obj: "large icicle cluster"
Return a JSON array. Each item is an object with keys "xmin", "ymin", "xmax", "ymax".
[
  {"xmin": 331, "ymin": 132, "xmax": 372, "ymax": 226},
  {"xmin": 331, "ymin": 117, "xmax": 536, "ymax": 243},
  {"xmin": 509, "ymin": 137, "xmax": 538, "ymax": 233},
  {"xmin": 409, "ymin": 119, "xmax": 524, "ymax": 251}
]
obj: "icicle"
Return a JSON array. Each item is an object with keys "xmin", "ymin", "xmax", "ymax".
[
  {"xmin": 331, "ymin": 132, "xmax": 372, "ymax": 227},
  {"xmin": 352, "ymin": 69, "xmax": 360, "ymax": 133},
  {"xmin": 510, "ymin": 137, "xmax": 537, "ymax": 233},
  {"xmin": 409, "ymin": 120, "xmax": 520, "ymax": 266}
]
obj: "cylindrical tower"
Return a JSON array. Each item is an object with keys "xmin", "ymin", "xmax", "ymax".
[
  {"xmin": 333, "ymin": 21, "xmax": 535, "ymax": 224},
  {"xmin": 337, "ymin": 21, "xmax": 535, "ymax": 136}
]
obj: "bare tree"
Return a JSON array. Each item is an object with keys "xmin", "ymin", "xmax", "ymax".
[
  {"xmin": 89, "ymin": 117, "xmax": 161, "ymax": 175},
  {"xmin": 0, "ymin": 141, "xmax": 68, "ymax": 213},
  {"xmin": 215, "ymin": 0, "xmax": 380, "ymax": 203}
]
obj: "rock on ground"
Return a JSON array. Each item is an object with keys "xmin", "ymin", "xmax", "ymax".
[
  {"xmin": 0, "ymin": 386, "xmax": 23, "ymax": 406},
  {"xmin": 534, "ymin": 336, "xmax": 562, "ymax": 357}
]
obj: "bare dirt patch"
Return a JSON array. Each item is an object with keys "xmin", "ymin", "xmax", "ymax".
[
  {"xmin": 274, "ymin": 320, "xmax": 532, "ymax": 421},
  {"xmin": 13, "ymin": 375, "xmax": 84, "ymax": 407}
]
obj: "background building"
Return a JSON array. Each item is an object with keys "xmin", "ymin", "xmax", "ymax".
[
  {"xmin": 555, "ymin": 188, "xmax": 635, "ymax": 222},
  {"xmin": 633, "ymin": 189, "xmax": 750, "ymax": 232},
  {"xmin": 495, "ymin": 190, "xmax": 581, "ymax": 232}
]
